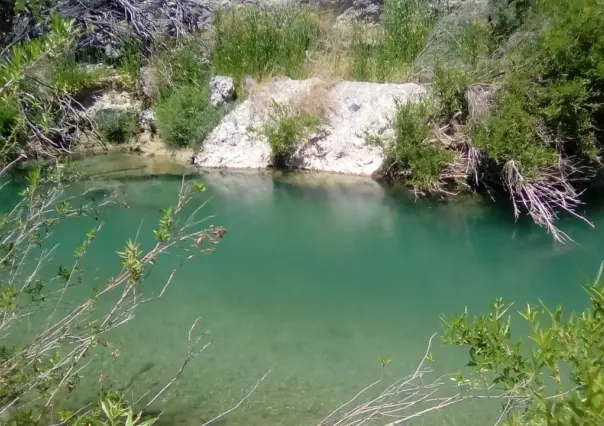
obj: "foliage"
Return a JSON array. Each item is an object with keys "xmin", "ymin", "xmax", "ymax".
[
  {"xmin": 256, "ymin": 102, "xmax": 320, "ymax": 168},
  {"xmin": 348, "ymin": 0, "xmax": 437, "ymax": 82},
  {"xmin": 151, "ymin": 37, "xmax": 210, "ymax": 98},
  {"xmin": 95, "ymin": 108, "xmax": 139, "ymax": 144},
  {"xmin": 452, "ymin": 19, "xmax": 495, "ymax": 68},
  {"xmin": 0, "ymin": 14, "xmax": 79, "ymax": 161},
  {"xmin": 383, "ymin": 100, "xmax": 454, "ymax": 192},
  {"xmin": 0, "ymin": 162, "xmax": 221, "ymax": 424},
  {"xmin": 155, "ymin": 84, "xmax": 220, "ymax": 148},
  {"xmin": 443, "ymin": 264, "xmax": 604, "ymax": 425},
  {"xmin": 212, "ymin": 5, "xmax": 320, "ymax": 83},
  {"xmin": 379, "ymin": 0, "xmax": 437, "ymax": 68},
  {"xmin": 471, "ymin": 85, "xmax": 556, "ymax": 177},
  {"xmin": 488, "ymin": 0, "xmax": 534, "ymax": 41},
  {"xmin": 50, "ymin": 54, "xmax": 111, "ymax": 95},
  {"xmin": 432, "ymin": 65, "xmax": 471, "ymax": 121}
]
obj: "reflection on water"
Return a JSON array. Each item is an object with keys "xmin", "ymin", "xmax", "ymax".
[{"xmin": 4, "ymin": 154, "xmax": 601, "ymax": 426}]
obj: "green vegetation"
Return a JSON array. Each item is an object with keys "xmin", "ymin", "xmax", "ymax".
[
  {"xmin": 152, "ymin": 39, "xmax": 222, "ymax": 148},
  {"xmin": 212, "ymin": 5, "xmax": 320, "ymax": 84},
  {"xmin": 95, "ymin": 108, "xmax": 139, "ymax": 144},
  {"xmin": 0, "ymin": 163, "xmax": 220, "ymax": 425},
  {"xmin": 381, "ymin": 99, "xmax": 454, "ymax": 193},
  {"xmin": 156, "ymin": 85, "xmax": 221, "ymax": 148},
  {"xmin": 255, "ymin": 102, "xmax": 321, "ymax": 168},
  {"xmin": 443, "ymin": 265, "xmax": 604, "ymax": 425}
]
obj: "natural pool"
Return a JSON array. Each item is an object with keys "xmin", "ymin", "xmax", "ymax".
[{"xmin": 3, "ymin": 155, "xmax": 602, "ymax": 426}]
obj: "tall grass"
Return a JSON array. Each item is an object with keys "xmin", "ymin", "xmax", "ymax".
[
  {"xmin": 212, "ymin": 5, "xmax": 320, "ymax": 84},
  {"xmin": 348, "ymin": 0, "xmax": 438, "ymax": 82}
]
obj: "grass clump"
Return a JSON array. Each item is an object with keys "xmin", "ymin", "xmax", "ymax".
[
  {"xmin": 212, "ymin": 5, "xmax": 320, "ymax": 83},
  {"xmin": 258, "ymin": 102, "xmax": 320, "ymax": 168},
  {"xmin": 95, "ymin": 108, "xmax": 139, "ymax": 144},
  {"xmin": 383, "ymin": 100, "xmax": 454, "ymax": 193},
  {"xmin": 156, "ymin": 85, "xmax": 221, "ymax": 148}
]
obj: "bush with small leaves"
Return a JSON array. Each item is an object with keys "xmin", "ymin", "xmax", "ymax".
[
  {"xmin": 95, "ymin": 109, "xmax": 139, "ymax": 144},
  {"xmin": 155, "ymin": 85, "xmax": 221, "ymax": 148},
  {"xmin": 443, "ymin": 265, "xmax": 604, "ymax": 425}
]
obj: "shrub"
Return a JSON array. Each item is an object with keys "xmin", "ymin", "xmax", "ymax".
[
  {"xmin": 51, "ymin": 54, "xmax": 111, "ymax": 95},
  {"xmin": 155, "ymin": 84, "xmax": 220, "ymax": 148},
  {"xmin": 212, "ymin": 5, "xmax": 320, "ymax": 83},
  {"xmin": 443, "ymin": 265, "xmax": 604, "ymax": 425},
  {"xmin": 384, "ymin": 100, "xmax": 454, "ymax": 192},
  {"xmin": 454, "ymin": 19, "xmax": 494, "ymax": 68},
  {"xmin": 95, "ymin": 108, "xmax": 139, "ymax": 144},
  {"xmin": 488, "ymin": 0, "xmax": 534, "ymax": 41},
  {"xmin": 432, "ymin": 65, "xmax": 472, "ymax": 121},
  {"xmin": 347, "ymin": 0, "xmax": 437, "ymax": 82}
]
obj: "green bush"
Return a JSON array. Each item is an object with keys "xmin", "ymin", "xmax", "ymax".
[
  {"xmin": 348, "ymin": 0, "xmax": 437, "ymax": 82},
  {"xmin": 432, "ymin": 65, "xmax": 471, "ymax": 121},
  {"xmin": 95, "ymin": 109, "xmax": 139, "ymax": 144},
  {"xmin": 443, "ymin": 266, "xmax": 604, "ymax": 425},
  {"xmin": 488, "ymin": 0, "xmax": 534, "ymax": 41},
  {"xmin": 155, "ymin": 85, "xmax": 220, "ymax": 148},
  {"xmin": 471, "ymin": 0, "xmax": 604, "ymax": 177},
  {"xmin": 51, "ymin": 54, "xmax": 112, "ymax": 95},
  {"xmin": 471, "ymin": 91, "xmax": 556, "ymax": 178},
  {"xmin": 258, "ymin": 103, "xmax": 320, "ymax": 168},
  {"xmin": 384, "ymin": 100, "xmax": 454, "ymax": 192},
  {"xmin": 212, "ymin": 5, "xmax": 320, "ymax": 83}
]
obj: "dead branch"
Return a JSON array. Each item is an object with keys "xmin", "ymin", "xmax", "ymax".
[{"xmin": 503, "ymin": 157, "xmax": 594, "ymax": 244}]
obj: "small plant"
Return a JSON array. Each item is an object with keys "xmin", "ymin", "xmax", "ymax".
[
  {"xmin": 257, "ymin": 102, "xmax": 320, "ymax": 168},
  {"xmin": 95, "ymin": 109, "xmax": 139, "ymax": 144},
  {"xmin": 454, "ymin": 19, "xmax": 494, "ymax": 68},
  {"xmin": 383, "ymin": 99, "xmax": 454, "ymax": 193},
  {"xmin": 51, "ymin": 54, "xmax": 111, "ymax": 95},
  {"xmin": 212, "ymin": 5, "xmax": 320, "ymax": 84},
  {"xmin": 155, "ymin": 85, "xmax": 221, "ymax": 148}
]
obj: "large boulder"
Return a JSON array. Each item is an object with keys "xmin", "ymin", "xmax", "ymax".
[{"xmin": 195, "ymin": 78, "xmax": 426, "ymax": 175}]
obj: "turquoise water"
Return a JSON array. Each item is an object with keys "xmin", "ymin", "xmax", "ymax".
[{"xmin": 4, "ymin": 157, "xmax": 603, "ymax": 425}]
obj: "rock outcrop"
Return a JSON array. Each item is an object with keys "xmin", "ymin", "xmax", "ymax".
[{"xmin": 195, "ymin": 78, "xmax": 426, "ymax": 176}]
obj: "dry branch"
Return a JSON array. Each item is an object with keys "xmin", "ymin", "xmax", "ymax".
[{"xmin": 503, "ymin": 158, "xmax": 594, "ymax": 243}]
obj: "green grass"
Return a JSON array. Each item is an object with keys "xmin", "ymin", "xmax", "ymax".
[
  {"xmin": 212, "ymin": 5, "xmax": 320, "ymax": 84},
  {"xmin": 152, "ymin": 37, "xmax": 210, "ymax": 97},
  {"xmin": 95, "ymin": 109, "xmax": 139, "ymax": 144},
  {"xmin": 348, "ymin": 0, "xmax": 437, "ymax": 82}
]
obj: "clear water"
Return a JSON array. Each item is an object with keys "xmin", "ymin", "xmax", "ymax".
[{"xmin": 4, "ymin": 156, "xmax": 603, "ymax": 426}]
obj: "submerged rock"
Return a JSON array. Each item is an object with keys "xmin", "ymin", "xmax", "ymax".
[{"xmin": 195, "ymin": 78, "xmax": 426, "ymax": 175}]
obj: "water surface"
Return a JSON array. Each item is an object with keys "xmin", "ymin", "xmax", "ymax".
[{"xmin": 5, "ymin": 156, "xmax": 602, "ymax": 426}]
